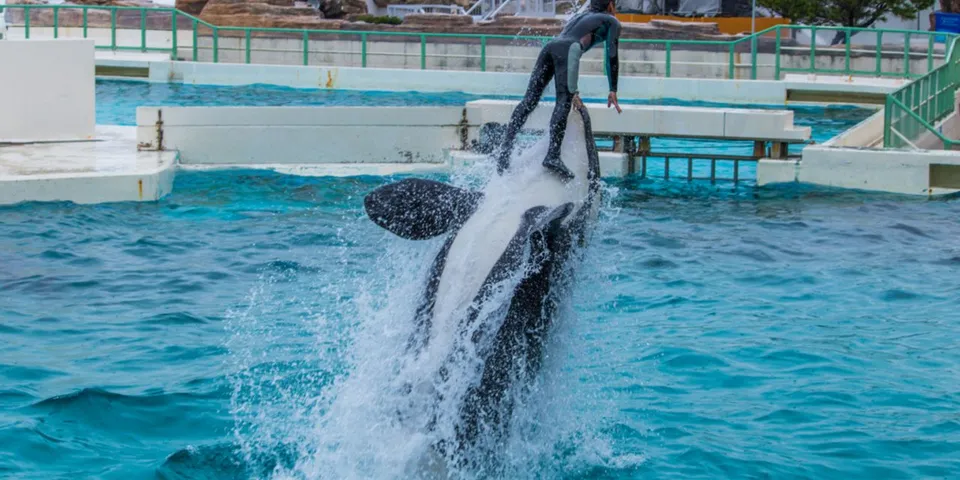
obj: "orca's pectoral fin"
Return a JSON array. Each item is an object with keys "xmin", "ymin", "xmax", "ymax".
[{"xmin": 364, "ymin": 178, "xmax": 484, "ymax": 240}]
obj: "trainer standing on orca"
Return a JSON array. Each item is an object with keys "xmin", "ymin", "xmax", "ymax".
[{"xmin": 495, "ymin": 0, "xmax": 623, "ymax": 181}]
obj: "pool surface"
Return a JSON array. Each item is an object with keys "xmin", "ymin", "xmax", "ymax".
[{"xmin": 4, "ymin": 82, "xmax": 957, "ymax": 479}]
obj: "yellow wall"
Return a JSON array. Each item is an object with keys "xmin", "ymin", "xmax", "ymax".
[{"xmin": 615, "ymin": 14, "xmax": 790, "ymax": 36}]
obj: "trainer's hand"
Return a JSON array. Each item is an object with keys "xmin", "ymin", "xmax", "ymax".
[
  {"xmin": 573, "ymin": 93, "xmax": 584, "ymax": 111},
  {"xmin": 608, "ymin": 92, "xmax": 622, "ymax": 114}
]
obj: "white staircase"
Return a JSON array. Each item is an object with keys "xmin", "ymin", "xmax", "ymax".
[{"xmin": 465, "ymin": 0, "xmax": 581, "ymax": 22}]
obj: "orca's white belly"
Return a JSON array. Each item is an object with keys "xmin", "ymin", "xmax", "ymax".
[{"xmin": 427, "ymin": 111, "xmax": 592, "ymax": 358}]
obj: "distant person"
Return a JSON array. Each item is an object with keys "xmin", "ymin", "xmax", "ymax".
[{"xmin": 495, "ymin": 0, "xmax": 623, "ymax": 181}]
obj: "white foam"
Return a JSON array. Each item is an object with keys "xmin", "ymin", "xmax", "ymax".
[{"xmin": 231, "ymin": 110, "xmax": 623, "ymax": 479}]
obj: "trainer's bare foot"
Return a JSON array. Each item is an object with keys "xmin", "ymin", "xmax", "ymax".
[{"xmin": 543, "ymin": 157, "xmax": 575, "ymax": 182}]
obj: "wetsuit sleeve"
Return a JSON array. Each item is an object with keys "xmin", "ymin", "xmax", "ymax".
[{"xmin": 605, "ymin": 18, "xmax": 621, "ymax": 93}]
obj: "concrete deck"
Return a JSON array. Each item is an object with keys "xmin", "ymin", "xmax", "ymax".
[
  {"xmin": 0, "ymin": 126, "xmax": 177, "ymax": 205},
  {"xmin": 179, "ymin": 163, "xmax": 450, "ymax": 177}
]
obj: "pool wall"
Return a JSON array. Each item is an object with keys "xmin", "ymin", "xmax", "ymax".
[
  {"xmin": 0, "ymin": 38, "xmax": 95, "ymax": 142},
  {"xmin": 759, "ymin": 100, "xmax": 960, "ymax": 195},
  {"xmin": 134, "ymin": 100, "xmax": 809, "ymax": 169},
  {"xmin": 144, "ymin": 61, "xmax": 902, "ymax": 105}
]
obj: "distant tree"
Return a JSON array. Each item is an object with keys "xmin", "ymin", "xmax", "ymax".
[
  {"xmin": 760, "ymin": 0, "xmax": 935, "ymax": 44},
  {"xmin": 755, "ymin": 0, "xmax": 821, "ymax": 25}
]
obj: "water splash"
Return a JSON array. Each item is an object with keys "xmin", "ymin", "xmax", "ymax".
[{"xmin": 223, "ymin": 124, "xmax": 632, "ymax": 479}]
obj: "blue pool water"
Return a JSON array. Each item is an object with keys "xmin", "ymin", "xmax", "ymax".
[{"xmin": 3, "ymin": 81, "xmax": 958, "ymax": 479}]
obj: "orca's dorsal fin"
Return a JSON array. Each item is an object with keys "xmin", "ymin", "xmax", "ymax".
[{"xmin": 364, "ymin": 178, "xmax": 484, "ymax": 240}]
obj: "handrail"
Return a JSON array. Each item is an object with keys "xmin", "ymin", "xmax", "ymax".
[
  {"xmin": 0, "ymin": 4, "xmax": 953, "ymax": 83},
  {"xmin": 882, "ymin": 35, "xmax": 960, "ymax": 150}
]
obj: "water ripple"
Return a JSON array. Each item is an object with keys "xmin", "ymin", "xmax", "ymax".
[{"xmin": 0, "ymin": 88, "xmax": 957, "ymax": 478}]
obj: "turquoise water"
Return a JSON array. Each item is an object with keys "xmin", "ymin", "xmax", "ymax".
[{"xmin": 4, "ymin": 81, "xmax": 958, "ymax": 478}]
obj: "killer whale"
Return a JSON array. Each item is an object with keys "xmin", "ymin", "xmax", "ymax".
[{"xmin": 363, "ymin": 103, "xmax": 602, "ymax": 468}]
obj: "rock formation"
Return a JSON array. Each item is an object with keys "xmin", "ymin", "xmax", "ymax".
[
  {"xmin": 372, "ymin": 0, "xmax": 471, "ymax": 9},
  {"xmin": 176, "ymin": 0, "xmax": 210, "ymax": 16},
  {"xmin": 198, "ymin": 0, "xmax": 336, "ymax": 27}
]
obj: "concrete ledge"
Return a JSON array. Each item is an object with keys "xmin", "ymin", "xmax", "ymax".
[
  {"xmin": 756, "ymin": 158, "xmax": 799, "ymax": 184},
  {"xmin": 136, "ymin": 106, "xmax": 468, "ymax": 165},
  {"xmin": 167, "ymin": 61, "xmax": 790, "ymax": 104},
  {"xmin": 0, "ymin": 39, "xmax": 96, "ymax": 142},
  {"xmin": 465, "ymin": 100, "xmax": 811, "ymax": 142},
  {"xmin": 179, "ymin": 162, "xmax": 450, "ymax": 177},
  {"xmin": 778, "ymin": 144, "xmax": 960, "ymax": 196},
  {"xmin": 0, "ymin": 126, "xmax": 177, "ymax": 205},
  {"xmin": 447, "ymin": 150, "xmax": 630, "ymax": 178},
  {"xmin": 823, "ymin": 109, "xmax": 885, "ymax": 148},
  {"xmin": 783, "ymin": 74, "xmax": 903, "ymax": 106}
]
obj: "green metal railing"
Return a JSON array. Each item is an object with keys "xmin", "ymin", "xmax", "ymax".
[
  {"xmin": 883, "ymin": 36, "xmax": 960, "ymax": 149},
  {"xmin": 0, "ymin": 4, "xmax": 954, "ymax": 81}
]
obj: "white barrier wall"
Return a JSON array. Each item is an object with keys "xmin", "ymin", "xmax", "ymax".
[
  {"xmin": 465, "ymin": 100, "xmax": 811, "ymax": 141},
  {"xmin": 136, "ymin": 103, "xmax": 812, "ymax": 170},
  {"xmin": 136, "ymin": 106, "xmax": 468, "ymax": 164},
  {"xmin": 0, "ymin": 39, "xmax": 95, "ymax": 142},
  {"xmin": 796, "ymin": 145, "xmax": 960, "ymax": 195},
  {"xmin": 164, "ymin": 62, "xmax": 792, "ymax": 104},
  {"xmin": 822, "ymin": 109, "xmax": 885, "ymax": 148}
]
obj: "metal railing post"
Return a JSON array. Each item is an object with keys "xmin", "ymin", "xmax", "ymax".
[
  {"xmin": 303, "ymin": 30, "xmax": 308, "ymax": 66},
  {"xmin": 110, "ymin": 8, "xmax": 116, "ymax": 50},
  {"xmin": 361, "ymin": 32, "xmax": 367, "ymax": 67},
  {"xmin": 844, "ymin": 30, "xmax": 851, "ymax": 74},
  {"xmin": 480, "ymin": 36, "xmax": 486, "ymax": 72},
  {"xmin": 192, "ymin": 18, "xmax": 197, "ymax": 61},
  {"xmin": 728, "ymin": 42, "xmax": 735, "ymax": 79},
  {"xmin": 904, "ymin": 32, "xmax": 911, "ymax": 77},
  {"xmin": 774, "ymin": 27, "xmax": 781, "ymax": 80},
  {"xmin": 665, "ymin": 41, "xmax": 672, "ymax": 78},
  {"xmin": 420, "ymin": 34, "xmax": 426, "ymax": 70},
  {"xmin": 245, "ymin": 28, "xmax": 251, "ymax": 64},
  {"xmin": 810, "ymin": 26, "xmax": 816, "ymax": 71},
  {"xmin": 876, "ymin": 31, "xmax": 883, "ymax": 76},
  {"xmin": 171, "ymin": 11, "xmax": 177, "ymax": 59}
]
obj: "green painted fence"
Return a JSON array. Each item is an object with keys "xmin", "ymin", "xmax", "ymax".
[
  {"xmin": 0, "ymin": 4, "xmax": 953, "ymax": 81},
  {"xmin": 884, "ymin": 36, "xmax": 960, "ymax": 149},
  {"xmin": 6, "ymin": 3, "xmax": 960, "ymax": 150}
]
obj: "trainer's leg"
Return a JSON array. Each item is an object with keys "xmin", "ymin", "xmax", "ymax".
[
  {"xmin": 541, "ymin": 42, "xmax": 579, "ymax": 181},
  {"xmin": 497, "ymin": 48, "xmax": 553, "ymax": 174},
  {"xmin": 542, "ymin": 89, "xmax": 574, "ymax": 181}
]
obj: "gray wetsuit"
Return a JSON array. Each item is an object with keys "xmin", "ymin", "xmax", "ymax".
[{"xmin": 497, "ymin": 9, "xmax": 621, "ymax": 179}]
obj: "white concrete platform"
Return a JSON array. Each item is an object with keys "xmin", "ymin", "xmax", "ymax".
[
  {"xmin": 179, "ymin": 162, "xmax": 450, "ymax": 177},
  {"xmin": 758, "ymin": 106, "xmax": 960, "ymax": 196},
  {"xmin": 0, "ymin": 126, "xmax": 177, "ymax": 205},
  {"xmin": 760, "ymin": 145, "xmax": 960, "ymax": 196},
  {"xmin": 782, "ymin": 73, "xmax": 909, "ymax": 93},
  {"xmin": 136, "ymin": 106, "xmax": 468, "ymax": 165},
  {"xmin": 465, "ymin": 100, "xmax": 812, "ymax": 142},
  {"xmin": 448, "ymin": 150, "xmax": 630, "ymax": 178},
  {"xmin": 96, "ymin": 50, "xmax": 171, "ymax": 72},
  {"xmin": 0, "ymin": 39, "xmax": 95, "ymax": 142}
]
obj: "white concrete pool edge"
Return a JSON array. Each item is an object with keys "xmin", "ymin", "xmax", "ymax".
[
  {"xmin": 88, "ymin": 53, "xmax": 901, "ymax": 106},
  {"xmin": 4, "ymin": 40, "xmax": 956, "ymax": 205},
  {"xmin": 758, "ymin": 104, "xmax": 960, "ymax": 196}
]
